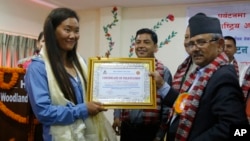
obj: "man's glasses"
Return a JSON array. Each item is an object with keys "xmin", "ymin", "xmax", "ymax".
[{"xmin": 188, "ymin": 39, "xmax": 218, "ymax": 49}]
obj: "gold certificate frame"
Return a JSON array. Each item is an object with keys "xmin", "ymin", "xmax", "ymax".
[{"xmin": 86, "ymin": 57, "xmax": 156, "ymax": 109}]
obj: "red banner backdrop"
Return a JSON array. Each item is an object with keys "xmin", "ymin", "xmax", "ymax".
[{"xmin": 0, "ymin": 67, "xmax": 42, "ymax": 141}]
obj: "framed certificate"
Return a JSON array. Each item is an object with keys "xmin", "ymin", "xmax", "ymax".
[{"xmin": 86, "ymin": 57, "xmax": 156, "ymax": 109}]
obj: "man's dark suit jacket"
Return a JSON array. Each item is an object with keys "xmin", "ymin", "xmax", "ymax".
[{"xmin": 164, "ymin": 65, "xmax": 248, "ymax": 141}]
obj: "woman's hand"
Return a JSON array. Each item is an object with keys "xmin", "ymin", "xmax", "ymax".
[{"xmin": 86, "ymin": 101, "xmax": 107, "ymax": 116}]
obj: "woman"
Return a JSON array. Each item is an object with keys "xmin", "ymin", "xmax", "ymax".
[
  {"xmin": 34, "ymin": 31, "xmax": 45, "ymax": 55},
  {"xmin": 25, "ymin": 7, "xmax": 116, "ymax": 141},
  {"xmin": 18, "ymin": 31, "xmax": 44, "ymax": 69},
  {"xmin": 172, "ymin": 26, "xmax": 197, "ymax": 91}
]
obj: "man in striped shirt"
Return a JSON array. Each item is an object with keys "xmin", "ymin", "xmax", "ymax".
[{"xmin": 112, "ymin": 28, "xmax": 172, "ymax": 141}]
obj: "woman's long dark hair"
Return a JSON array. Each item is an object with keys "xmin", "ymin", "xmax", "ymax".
[{"xmin": 43, "ymin": 8, "xmax": 86, "ymax": 104}]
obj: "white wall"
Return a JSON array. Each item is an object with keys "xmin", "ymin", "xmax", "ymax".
[
  {"xmin": 0, "ymin": 0, "xmax": 51, "ymax": 38},
  {"xmin": 77, "ymin": 1, "xmax": 250, "ymax": 75},
  {"xmin": 1, "ymin": 0, "xmax": 249, "ymax": 74}
]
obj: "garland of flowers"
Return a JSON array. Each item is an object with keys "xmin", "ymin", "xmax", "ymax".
[
  {"xmin": 0, "ymin": 67, "xmax": 38, "ymax": 125},
  {"xmin": 128, "ymin": 14, "xmax": 177, "ymax": 57},
  {"xmin": 0, "ymin": 67, "xmax": 26, "ymax": 89},
  {"xmin": 0, "ymin": 100, "xmax": 39, "ymax": 124},
  {"xmin": 103, "ymin": 6, "xmax": 119, "ymax": 57}
]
